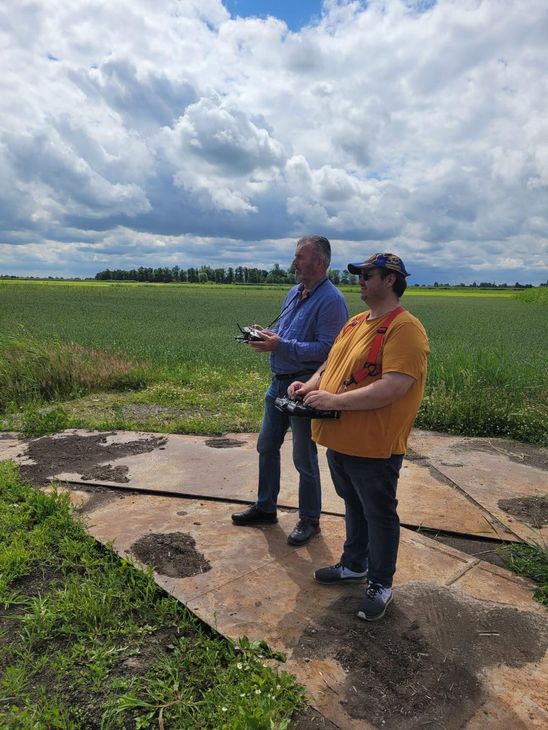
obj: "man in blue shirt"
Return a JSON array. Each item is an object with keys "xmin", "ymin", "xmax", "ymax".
[{"xmin": 232, "ymin": 236, "xmax": 348, "ymax": 545}]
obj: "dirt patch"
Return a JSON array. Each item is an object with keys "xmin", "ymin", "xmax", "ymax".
[
  {"xmin": 205, "ymin": 437, "xmax": 246, "ymax": 448},
  {"xmin": 80, "ymin": 463, "xmax": 130, "ymax": 483},
  {"xmin": 130, "ymin": 532, "xmax": 211, "ymax": 578},
  {"xmin": 70, "ymin": 484, "xmax": 126, "ymax": 514},
  {"xmin": 420, "ymin": 531, "xmax": 510, "ymax": 569},
  {"xmin": 498, "ymin": 495, "xmax": 548, "ymax": 528},
  {"xmin": 294, "ymin": 583, "xmax": 546, "ymax": 729},
  {"xmin": 19, "ymin": 431, "xmax": 167, "ymax": 488},
  {"xmin": 452, "ymin": 438, "xmax": 548, "ymax": 471},
  {"xmin": 290, "ymin": 707, "xmax": 339, "ymax": 729}
]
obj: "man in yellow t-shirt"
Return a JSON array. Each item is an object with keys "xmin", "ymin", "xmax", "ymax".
[{"xmin": 288, "ymin": 253, "xmax": 429, "ymax": 621}]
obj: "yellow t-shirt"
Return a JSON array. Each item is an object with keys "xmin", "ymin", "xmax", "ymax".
[{"xmin": 312, "ymin": 308, "xmax": 429, "ymax": 458}]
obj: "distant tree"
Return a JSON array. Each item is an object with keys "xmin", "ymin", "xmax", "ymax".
[
  {"xmin": 266, "ymin": 264, "xmax": 287, "ymax": 284},
  {"xmin": 328, "ymin": 269, "xmax": 340, "ymax": 285}
]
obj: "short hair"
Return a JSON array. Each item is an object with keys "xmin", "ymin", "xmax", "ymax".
[
  {"xmin": 297, "ymin": 235, "xmax": 331, "ymax": 268},
  {"xmin": 379, "ymin": 268, "xmax": 407, "ymax": 297}
]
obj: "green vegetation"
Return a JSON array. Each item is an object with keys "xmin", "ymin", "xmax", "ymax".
[
  {"xmin": 0, "ymin": 280, "xmax": 546, "ymax": 445},
  {"xmin": 500, "ymin": 542, "xmax": 548, "ymax": 605},
  {"xmin": 0, "ymin": 461, "xmax": 304, "ymax": 728}
]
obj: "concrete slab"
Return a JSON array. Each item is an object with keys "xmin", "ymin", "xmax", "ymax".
[
  {"xmin": 409, "ymin": 430, "xmax": 548, "ymax": 545},
  {"xmin": 65, "ymin": 489, "xmax": 546, "ymax": 730},
  {"xmin": 49, "ymin": 429, "xmax": 514, "ymax": 540}
]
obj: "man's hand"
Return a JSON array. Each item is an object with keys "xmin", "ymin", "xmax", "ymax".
[
  {"xmin": 248, "ymin": 328, "xmax": 280, "ymax": 352},
  {"xmin": 303, "ymin": 373, "xmax": 415, "ymax": 412},
  {"xmin": 288, "ymin": 371, "xmax": 322, "ymax": 400},
  {"xmin": 303, "ymin": 389, "xmax": 340, "ymax": 411}
]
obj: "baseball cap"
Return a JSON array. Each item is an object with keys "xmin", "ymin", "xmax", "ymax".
[{"xmin": 347, "ymin": 252, "xmax": 410, "ymax": 277}]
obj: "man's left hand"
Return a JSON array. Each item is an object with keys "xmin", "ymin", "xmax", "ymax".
[
  {"xmin": 248, "ymin": 329, "xmax": 280, "ymax": 352},
  {"xmin": 303, "ymin": 389, "xmax": 340, "ymax": 410}
]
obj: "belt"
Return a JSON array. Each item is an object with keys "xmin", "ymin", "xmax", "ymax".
[{"xmin": 274, "ymin": 371, "xmax": 315, "ymax": 381}]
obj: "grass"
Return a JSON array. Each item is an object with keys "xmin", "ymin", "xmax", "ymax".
[
  {"xmin": 500, "ymin": 542, "xmax": 548, "ymax": 605},
  {"xmin": 0, "ymin": 461, "xmax": 305, "ymax": 728},
  {"xmin": 0, "ymin": 281, "xmax": 546, "ymax": 445}
]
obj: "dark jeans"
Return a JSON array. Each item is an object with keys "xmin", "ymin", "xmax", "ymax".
[
  {"xmin": 256, "ymin": 375, "xmax": 321, "ymax": 520},
  {"xmin": 326, "ymin": 449, "xmax": 403, "ymax": 587}
]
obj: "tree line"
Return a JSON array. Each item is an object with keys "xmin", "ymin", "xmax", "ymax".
[{"xmin": 93, "ymin": 264, "xmax": 357, "ymax": 285}]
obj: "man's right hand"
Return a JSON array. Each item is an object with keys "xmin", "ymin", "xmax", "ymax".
[
  {"xmin": 287, "ymin": 381, "xmax": 305, "ymax": 400},
  {"xmin": 287, "ymin": 372, "xmax": 321, "ymax": 400}
]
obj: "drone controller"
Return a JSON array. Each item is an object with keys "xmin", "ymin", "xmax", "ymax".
[{"xmin": 274, "ymin": 396, "xmax": 340, "ymax": 419}]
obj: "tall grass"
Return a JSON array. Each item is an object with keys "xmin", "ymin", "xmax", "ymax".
[
  {"xmin": 0, "ymin": 334, "xmax": 146, "ymax": 411},
  {"xmin": 513, "ymin": 287, "xmax": 548, "ymax": 304}
]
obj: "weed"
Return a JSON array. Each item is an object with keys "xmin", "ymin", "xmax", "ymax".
[{"xmin": 20, "ymin": 405, "xmax": 70, "ymax": 438}]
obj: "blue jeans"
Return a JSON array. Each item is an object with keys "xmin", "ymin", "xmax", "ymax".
[
  {"xmin": 326, "ymin": 449, "xmax": 403, "ymax": 587},
  {"xmin": 256, "ymin": 376, "xmax": 321, "ymax": 520}
]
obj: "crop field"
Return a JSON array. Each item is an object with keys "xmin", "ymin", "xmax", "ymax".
[{"xmin": 0, "ymin": 281, "xmax": 546, "ymax": 444}]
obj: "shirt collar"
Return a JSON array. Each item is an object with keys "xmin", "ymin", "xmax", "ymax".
[{"xmin": 298, "ymin": 274, "xmax": 328, "ymax": 298}]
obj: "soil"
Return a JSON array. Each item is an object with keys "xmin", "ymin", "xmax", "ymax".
[
  {"xmin": 421, "ymin": 531, "xmax": 509, "ymax": 569},
  {"xmin": 498, "ymin": 495, "xmax": 548, "ymax": 528},
  {"xmin": 80, "ymin": 463, "xmax": 130, "ymax": 483},
  {"xmin": 205, "ymin": 437, "xmax": 246, "ymax": 448},
  {"xmin": 294, "ymin": 583, "xmax": 547, "ymax": 730},
  {"xmin": 290, "ymin": 707, "xmax": 339, "ymax": 729},
  {"xmin": 19, "ymin": 431, "xmax": 167, "ymax": 488},
  {"xmin": 130, "ymin": 531, "xmax": 211, "ymax": 578},
  {"xmin": 453, "ymin": 437, "xmax": 548, "ymax": 471}
]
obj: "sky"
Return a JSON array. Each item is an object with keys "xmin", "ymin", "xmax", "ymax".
[{"xmin": 1, "ymin": 0, "xmax": 547, "ymax": 284}]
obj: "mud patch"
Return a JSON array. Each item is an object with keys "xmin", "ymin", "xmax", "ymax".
[
  {"xmin": 80, "ymin": 464, "xmax": 130, "ymax": 483},
  {"xmin": 71, "ymin": 484, "xmax": 125, "ymax": 514},
  {"xmin": 130, "ymin": 532, "xmax": 211, "ymax": 578},
  {"xmin": 19, "ymin": 431, "xmax": 167, "ymax": 488},
  {"xmin": 498, "ymin": 495, "xmax": 548, "ymax": 529},
  {"xmin": 205, "ymin": 437, "xmax": 245, "ymax": 448},
  {"xmin": 295, "ymin": 583, "xmax": 546, "ymax": 729}
]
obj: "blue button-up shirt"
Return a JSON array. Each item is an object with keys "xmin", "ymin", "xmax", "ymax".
[{"xmin": 270, "ymin": 276, "xmax": 348, "ymax": 375}]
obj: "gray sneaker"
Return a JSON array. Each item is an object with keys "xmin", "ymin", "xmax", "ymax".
[
  {"xmin": 314, "ymin": 562, "xmax": 368, "ymax": 584},
  {"xmin": 357, "ymin": 583, "xmax": 393, "ymax": 621}
]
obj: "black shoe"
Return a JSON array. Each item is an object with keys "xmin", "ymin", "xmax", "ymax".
[
  {"xmin": 287, "ymin": 518, "xmax": 320, "ymax": 546},
  {"xmin": 314, "ymin": 562, "xmax": 368, "ymax": 584},
  {"xmin": 231, "ymin": 504, "xmax": 278, "ymax": 526}
]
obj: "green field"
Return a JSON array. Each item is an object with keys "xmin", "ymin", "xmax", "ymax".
[{"xmin": 1, "ymin": 281, "xmax": 546, "ymax": 445}]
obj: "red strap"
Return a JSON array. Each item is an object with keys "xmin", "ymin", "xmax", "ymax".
[{"xmin": 345, "ymin": 306, "xmax": 405, "ymax": 387}]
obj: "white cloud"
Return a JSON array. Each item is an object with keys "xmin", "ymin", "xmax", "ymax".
[{"xmin": 0, "ymin": 0, "xmax": 547, "ymax": 282}]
